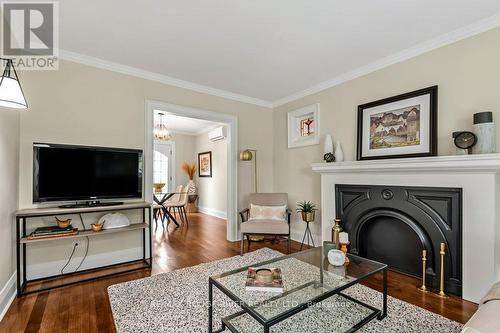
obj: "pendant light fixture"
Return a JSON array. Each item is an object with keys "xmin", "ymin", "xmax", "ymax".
[
  {"xmin": 154, "ymin": 112, "xmax": 172, "ymax": 141},
  {"xmin": 0, "ymin": 59, "xmax": 28, "ymax": 109}
]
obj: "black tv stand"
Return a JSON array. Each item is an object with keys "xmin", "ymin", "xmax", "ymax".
[{"xmin": 59, "ymin": 201, "xmax": 124, "ymax": 209}]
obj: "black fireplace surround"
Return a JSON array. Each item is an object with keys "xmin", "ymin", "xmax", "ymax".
[{"xmin": 336, "ymin": 184, "xmax": 462, "ymax": 296}]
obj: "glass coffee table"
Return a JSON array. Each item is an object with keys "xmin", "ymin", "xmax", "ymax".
[{"xmin": 208, "ymin": 246, "xmax": 387, "ymax": 333}]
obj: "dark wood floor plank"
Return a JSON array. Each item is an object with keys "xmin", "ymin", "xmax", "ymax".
[{"xmin": 0, "ymin": 212, "xmax": 477, "ymax": 333}]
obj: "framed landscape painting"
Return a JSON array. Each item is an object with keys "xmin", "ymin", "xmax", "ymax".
[
  {"xmin": 198, "ymin": 151, "xmax": 212, "ymax": 177},
  {"xmin": 357, "ymin": 86, "xmax": 437, "ymax": 160}
]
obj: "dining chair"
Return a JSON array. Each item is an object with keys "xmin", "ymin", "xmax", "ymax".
[{"xmin": 165, "ymin": 186, "xmax": 189, "ymax": 225}]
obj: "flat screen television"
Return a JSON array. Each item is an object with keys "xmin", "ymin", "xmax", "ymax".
[{"xmin": 33, "ymin": 143, "xmax": 143, "ymax": 203}]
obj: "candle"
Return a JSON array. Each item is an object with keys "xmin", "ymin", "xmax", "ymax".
[{"xmin": 339, "ymin": 232, "xmax": 349, "ymax": 244}]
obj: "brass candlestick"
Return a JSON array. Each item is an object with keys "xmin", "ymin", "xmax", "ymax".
[
  {"xmin": 437, "ymin": 242, "xmax": 448, "ymax": 298},
  {"xmin": 332, "ymin": 218, "xmax": 342, "ymax": 249},
  {"xmin": 340, "ymin": 242, "xmax": 350, "ymax": 264},
  {"xmin": 417, "ymin": 249, "xmax": 428, "ymax": 292}
]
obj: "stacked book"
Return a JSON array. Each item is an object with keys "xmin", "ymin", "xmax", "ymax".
[{"xmin": 28, "ymin": 225, "xmax": 79, "ymax": 240}]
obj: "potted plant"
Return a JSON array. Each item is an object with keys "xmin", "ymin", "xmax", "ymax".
[
  {"xmin": 297, "ymin": 201, "xmax": 317, "ymax": 222},
  {"xmin": 182, "ymin": 162, "xmax": 197, "ymax": 195}
]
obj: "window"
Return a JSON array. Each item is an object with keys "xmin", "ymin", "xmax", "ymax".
[{"xmin": 153, "ymin": 150, "xmax": 169, "ymax": 190}]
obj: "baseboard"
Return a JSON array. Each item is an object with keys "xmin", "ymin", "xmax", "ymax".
[
  {"xmin": 198, "ymin": 206, "xmax": 227, "ymax": 219},
  {"xmin": 27, "ymin": 247, "xmax": 144, "ymax": 280},
  {"xmin": 0, "ymin": 272, "xmax": 16, "ymax": 322}
]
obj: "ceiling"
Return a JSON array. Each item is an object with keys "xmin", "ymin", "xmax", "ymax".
[
  {"xmin": 154, "ymin": 112, "xmax": 222, "ymax": 135},
  {"xmin": 60, "ymin": 1, "xmax": 500, "ymax": 105}
]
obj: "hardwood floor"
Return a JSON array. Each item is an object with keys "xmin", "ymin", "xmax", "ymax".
[{"xmin": 0, "ymin": 213, "xmax": 477, "ymax": 332}]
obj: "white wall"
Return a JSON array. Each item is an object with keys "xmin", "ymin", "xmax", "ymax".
[
  {"xmin": 14, "ymin": 59, "xmax": 274, "ymax": 280},
  {"xmin": 195, "ymin": 130, "xmax": 228, "ymax": 218},
  {"xmin": 157, "ymin": 133, "xmax": 197, "ymax": 188},
  {"xmin": 273, "ymin": 26, "xmax": 500, "ymax": 242},
  {"xmin": 0, "ymin": 110, "xmax": 19, "ymax": 319}
]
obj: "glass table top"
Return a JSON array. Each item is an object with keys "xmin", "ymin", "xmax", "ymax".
[{"xmin": 210, "ymin": 247, "xmax": 387, "ymax": 323}]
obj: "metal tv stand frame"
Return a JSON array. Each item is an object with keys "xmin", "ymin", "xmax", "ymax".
[{"xmin": 15, "ymin": 202, "xmax": 152, "ymax": 297}]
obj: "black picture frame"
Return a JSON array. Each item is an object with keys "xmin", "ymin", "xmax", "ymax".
[
  {"xmin": 198, "ymin": 151, "xmax": 212, "ymax": 177},
  {"xmin": 356, "ymin": 86, "xmax": 438, "ymax": 161}
]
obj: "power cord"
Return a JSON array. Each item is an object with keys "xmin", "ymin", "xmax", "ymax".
[
  {"xmin": 76, "ymin": 213, "xmax": 90, "ymax": 272},
  {"xmin": 60, "ymin": 243, "xmax": 78, "ymax": 274},
  {"xmin": 59, "ymin": 214, "xmax": 90, "ymax": 274}
]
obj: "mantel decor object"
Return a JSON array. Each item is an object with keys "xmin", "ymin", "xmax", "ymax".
[
  {"xmin": 472, "ymin": 111, "xmax": 496, "ymax": 154},
  {"xmin": 323, "ymin": 134, "xmax": 335, "ymax": 162},
  {"xmin": 357, "ymin": 86, "xmax": 438, "ymax": 160},
  {"xmin": 453, "ymin": 131, "xmax": 476, "ymax": 155},
  {"xmin": 334, "ymin": 141, "xmax": 344, "ymax": 162}
]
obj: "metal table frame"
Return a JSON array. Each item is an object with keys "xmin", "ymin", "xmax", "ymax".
[
  {"xmin": 208, "ymin": 248, "xmax": 387, "ymax": 333},
  {"xmin": 153, "ymin": 192, "xmax": 180, "ymax": 227},
  {"xmin": 15, "ymin": 203, "xmax": 152, "ymax": 297}
]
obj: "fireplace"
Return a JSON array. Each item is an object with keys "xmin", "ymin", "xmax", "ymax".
[{"xmin": 336, "ymin": 184, "xmax": 462, "ymax": 296}]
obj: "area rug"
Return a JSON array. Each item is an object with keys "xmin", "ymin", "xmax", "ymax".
[{"xmin": 108, "ymin": 248, "xmax": 463, "ymax": 333}]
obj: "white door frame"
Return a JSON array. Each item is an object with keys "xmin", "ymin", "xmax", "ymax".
[
  {"xmin": 145, "ymin": 100, "xmax": 239, "ymax": 241},
  {"xmin": 153, "ymin": 140, "xmax": 176, "ymax": 192}
]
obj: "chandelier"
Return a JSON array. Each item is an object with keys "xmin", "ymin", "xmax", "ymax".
[{"xmin": 154, "ymin": 113, "xmax": 172, "ymax": 141}]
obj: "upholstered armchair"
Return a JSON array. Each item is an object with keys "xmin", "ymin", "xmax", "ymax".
[{"xmin": 239, "ymin": 193, "xmax": 291, "ymax": 255}]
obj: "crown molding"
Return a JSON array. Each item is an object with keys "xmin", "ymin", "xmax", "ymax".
[
  {"xmin": 58, "ymin": 50, "xmax": 273, "ymax": 108},
  {"xmin": 273, "ymin": 12, "xmax": 500, "ymax": 107}
]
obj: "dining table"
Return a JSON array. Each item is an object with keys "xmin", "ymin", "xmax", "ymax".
[{"xmin": 153, "ymin": 192, "xmax": 180, "ymax": 227}]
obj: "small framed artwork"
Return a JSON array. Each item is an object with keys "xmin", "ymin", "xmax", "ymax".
[
  {"xmin": 287, "ymin": 103, "xmax": 320, "ymax": 148},
  {"xmin": 198, "ymin": 151, "xmax": 212, "ymax": 177},
  {"xmin": 357, "ymin": 86, "xmax": 437, "ymax": 160}
]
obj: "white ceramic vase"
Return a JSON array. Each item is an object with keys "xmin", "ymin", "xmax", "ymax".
[
  {"xmin": 324, "ymin": 134, "xmax": 333, "ymax": 155},
  {"xmin": 334, "ymin": 142, "xmax": 344, "ymax": 162},
  {"xmin": 187, "ymin": 180, "xmax": 197, "ymax": 195}
]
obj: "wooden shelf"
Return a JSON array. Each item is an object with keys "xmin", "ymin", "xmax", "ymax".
[
  {"xmin": 20, "ymin": 223, "xmax": 149, "ymax": 244},
  {"xmin": 16, "ymin": 202, "xmax": 151, "ymax": 218}
]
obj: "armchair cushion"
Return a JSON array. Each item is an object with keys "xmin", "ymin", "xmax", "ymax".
[
  {"xmin": 241, "ymin": 220, "xmax": 289, "ymax": 235},
  {"xmin": 249, "ymin": 204, "xmax": 287, "ymax": 221}
]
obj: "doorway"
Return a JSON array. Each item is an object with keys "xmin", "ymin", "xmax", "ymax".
[{"xmin": 145, "ymin": 100, "xmax": 238, "ymax": 241}]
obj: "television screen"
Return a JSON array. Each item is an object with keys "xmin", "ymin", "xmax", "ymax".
[{"xmin": 33, "ymin": 143, "xmax": 143, "ymax": 202}]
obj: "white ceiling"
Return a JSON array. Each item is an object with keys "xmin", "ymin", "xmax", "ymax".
[
  {"xmin": 60, "ymin": 1, "xmax": 500, "ymax": 105},
  {"xmin": 154, "ymin": 112, "xmax": 222, "ymax": 135}
]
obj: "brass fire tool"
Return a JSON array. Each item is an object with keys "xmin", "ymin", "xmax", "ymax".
[
  {"xmin": 437, "ymin": 242, "xmax": 448, "ymax": 298},
  {"xmin": 417, "ymin": 249, "xmax": 428, "ymax": 292}
]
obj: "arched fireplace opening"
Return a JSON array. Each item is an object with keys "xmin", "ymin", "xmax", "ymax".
[{"xmin": 358, "ymin": 215, "xmax": 423, "ymax": 277}]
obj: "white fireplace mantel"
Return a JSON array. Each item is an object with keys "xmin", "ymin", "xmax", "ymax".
[
  {"xmin": 311, "ymin": 153, "xmax": 500, "ymax": 174},
  {"xmin": 312, "ymin": 154, "xmax": 500, "ymax": 303}
]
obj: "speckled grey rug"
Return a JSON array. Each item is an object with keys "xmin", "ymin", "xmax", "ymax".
[{"xmin": 108, "ymin": 248, "xmax": 462, "ymax": 333}]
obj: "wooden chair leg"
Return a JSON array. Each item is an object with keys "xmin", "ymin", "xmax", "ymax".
[
  {"xmin": 178, "ymin": 207, "xmax": 185, "ymax": 223},
  {"xmin": 182, "ymin": 206, "xmax": 189, "ymax": 225},
  {"xmin": 287, "ymin": 236, "xmax": 291, "ymax": 254},
  {"xmin": 247, "ymin": 235, "xmax": 251, "ymax": 252},
  {"xmin": 240, "ymin": 234, "xmax": 245, "ymax": 256}
]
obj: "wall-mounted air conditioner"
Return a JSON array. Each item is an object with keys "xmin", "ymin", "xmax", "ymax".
[{"xmin": 208, "ymin": 126, "xmax": 226, "ymax": 141}]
